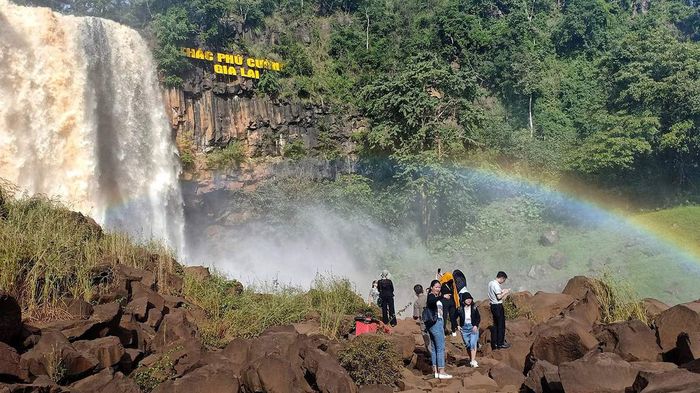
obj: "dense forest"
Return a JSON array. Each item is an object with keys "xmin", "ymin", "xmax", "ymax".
[
  {"xmin": 22, "ymin": 0, "xmax": 700, "ymax": 199},
  {"xmin": 11, "ymin": 0, "xmax": 700, "ymax": 300}
]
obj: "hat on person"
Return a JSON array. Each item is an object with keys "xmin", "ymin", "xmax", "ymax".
[{"xmin": 462, "ymin": 292, "xmax": 474, "ymax": 302}]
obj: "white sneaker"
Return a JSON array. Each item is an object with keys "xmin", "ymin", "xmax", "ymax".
[
  {"xmin": 451, "ymin": 332, "xmax": 457, "ymax": 337},
  {"xmin": 438, "ymin": 373, "xmax": 453, "ymax": 379},
  {"xmin": 470, "ymin": 360, "xmax": 479, "ymax": 368},
  {"xmin": 434, "ymin": 372, "xmax": 439, "ymax": 379}
]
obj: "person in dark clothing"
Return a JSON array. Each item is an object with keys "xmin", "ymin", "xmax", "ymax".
[
  {"xmin": 426, "ymin": 280, "xmax": 452, "ymax": 379},
  {"xmin": 439, "ymin": 272, "xmax": 459, "ymax": 336},
  {"xmin": 488, "ymin": 271, "xmax": 511, "ymax": 349},
  {"xmin": 458, "ymin": 292, "xmax": 481, "ymax": 367},
  {"xmin": 377, "ymin": 270, "xmax": 396, "ymax": 326}
]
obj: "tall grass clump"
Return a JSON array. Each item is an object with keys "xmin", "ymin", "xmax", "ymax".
[
  {"xmin": 183, "ymin": 271, "xmax": 372, "ymax": 345},
  {"xmin": 183, "ymin": 271, "xmax": 310, "ymax": 343},
  {"xmin": 309, "ymin": 274, "xmax": 372, "ymax": 338},
  {"xmin": 0, "ymin": 181, "xmax": 178, "ymax": 320},
  {"xmin": 592, "ymin": 270, "xmax": 648, "ymax": 324}
]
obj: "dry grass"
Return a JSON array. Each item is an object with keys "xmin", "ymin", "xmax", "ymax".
[
  {"xmin": 0, "ymin": 182, "xmax": 178, "ymax": 321},
  {"xmin": 591, "ymin": 271, "xmax": 648, "ymax": 324}
]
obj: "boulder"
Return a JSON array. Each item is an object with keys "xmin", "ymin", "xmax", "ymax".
[
  {"xmin": 116, "ymin": 314, "xmax": 156, "ymax": 351},
  {"xmin": 72, "ymin": 336, "xmax": 124, "ymax": 368},
  {"xmin": 642, "ymin": 298, "xmax": 669, "ymax": 320},
  {"xmin": 20, "ymin": 331, "xmax": 99, "ymax": 379},
  {"xmin": 561, "ymin": 276, "xmax": 597, "ymax": 301},
  {"xmin": 681, "ymin": 358, "xmax": 700, "ymax": 373},
  {"xmin": 523, "ymin": 360, "xmax": 562, "ymax": 393},
  {"xmin": 184, "ymin": 266, "xmax": 211, "ymax": 281},
  {"xmin": 358, "ymin": 385, "xmax": 392, "ymax": 393},
  {"xmin": 146, "ymin": 308, "xmax": 164, "ymax": 330},
  {"xmin": 241, "ymin": 355, "xmax": 311, "ymax": 393},
  {"xmin": 152, "ymin": 308, "xmax": 199, "ymax": 352},
  {"xmin": 125, "ymin": 297, "xmax": 149, "ymax": 321},
  {"xmin": 488, "ymin": 335, "xmax": 534, "ymax": 372},
  {"xmin": 0, "ymin": 292, "xmax": 22, "ymax": 345},
  {"xmin": 654, "ymin": 301, "xmax": 700, "ymax": 354},
  {"xmin": 119, "ymin": 348, "xmax": 144, "ymax": 373},
  {"xmin": 461, "ymin": 372, "xmax": 499, "ymax": 390},
  {"xmin": 558, "ymin": 351, "xmax": 638, "ymax": 393},
  {"xmin": 301, "ymin": 346, "xmax": 356, "ymax": 393},
  {"xmin": 539, "ymin": 230, "xmax": 559, "ymax": 246},
  {"xmin": 57, "ymin": 298, "xmax": 93, "ymax": 320},
  {"xmin": 630, "ymin": 361, "xmax": 678, "ymax": 374},
  {"xmin": 676, "ymin": 331, "xmax": 700, "ymax": 364},
  {"xmin": 130, "ymin": 282, "xmax": 165, "ymax": 315},
  {"xmin": 61, "ymin": 302, "xmax": 122, "ymax": 341},
  {"xmin": 113, "ymin": 264, "xmax": 155, "ymax": 289},
  {"xmin": 595, "ymin": 320, "xmax": 662, "ymax": 362},
  {"xmin": 527, "ymin": 292, "xmax": 576, "ymax": 323},
  {"xmin": 220, "ymin": 338, "xmax": 251, "ymax": 374},
  {"xmin": 529, "ymin": 317, "xmax": 598, "ymax": 366},
  {"xmin": 488, "ymin": 362, "xmax": 525, "ymax": 388},
  {"xmin": 162, "ymin": 295, "xmax": 186, "ymax": 309},
  {"xmin": 385, "ymin": 334, "xmax": 414, "ymax": 362},
  {"xmin": 152, "ymin": 364, "xmax": 240, "ymax": 393},
  {"xmin": 630, "ymin": 368, "xmax": 700, "ymax": 393},
  {"xmin": 0, "ymin": 342, "xmax": 23, "ymax": 382},
  {"xmin": 70, "ymin": 368, "xmax": 140, "ymax": 393},
  {"xmin": 548, "ymin": 252, "xmax": 567, "ymax": 270},
  {"xmin": 561, "ymin": 289, "xmax": 601, "ymax": 327}
]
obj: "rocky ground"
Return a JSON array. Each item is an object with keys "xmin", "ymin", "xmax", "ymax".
[{"xmin": 1, "ymin": 259, "xmax": 700, "ymax": 393}]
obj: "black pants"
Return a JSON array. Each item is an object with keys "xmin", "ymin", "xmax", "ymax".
[
  {"xmin": 442, "ymin": 299, "xmax": 458, "ymax": 333},
  {"xmin": 490, "ymin": 303, "xmax": 506, "ymax": 347},
  {"xmin": 381, "ymin": 296, "xmax": 396, "ymax": 326}
]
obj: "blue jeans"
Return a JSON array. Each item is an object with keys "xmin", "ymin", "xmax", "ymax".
[
  {"xmin": 428, "ymin": 318, "xmax": 445, "ymax": 368},
  {"xmin": 461, "ymin": 323, "xmax": 479, "ymax": 350}
]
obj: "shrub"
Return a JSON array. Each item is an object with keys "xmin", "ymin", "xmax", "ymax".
[
  {"xmin": 591, "ymin": 271, "xmax": 647, "ymax": 324},
  {"xmin": 205, "ymin": 141, "xmax": 247, "ymax": 170},
  {"xmin": 282, "ymin": 139, "xmax": 307, "ymax": 160},
  {"xmin": 338, "ymin": 334, "xmax": 401, "ymax": 386}
]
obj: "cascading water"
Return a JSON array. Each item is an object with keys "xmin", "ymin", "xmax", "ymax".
[{"xmin": 0, "ymin": 1, "xmax": 185, "ymax": 256}]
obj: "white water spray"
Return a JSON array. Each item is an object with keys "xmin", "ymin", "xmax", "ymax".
[{"xmin": 0, "ymin": 1, "xmax": 185, "ymax": 256}]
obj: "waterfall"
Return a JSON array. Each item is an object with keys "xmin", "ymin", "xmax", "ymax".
[{"xmin": 0, "ymin": 1, "xmax": 185, "ymax": 256}]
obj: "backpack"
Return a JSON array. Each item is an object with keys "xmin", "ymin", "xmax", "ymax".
[{"xmin": 421, "ymin": 306, "xmax": 437, "ymax": 330}]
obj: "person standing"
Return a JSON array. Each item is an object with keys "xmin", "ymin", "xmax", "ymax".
[
  {"xmin": 368, "ymin": 280, "xmax": 380, "ymax": 306},
  {"xmin": 412, "ymin": 284, "xmax": 431, "ymax": 353},
  {"xmin": 458, "ymin": 292, "xmax": 481, "ymax": 367},
  {"xmin": 377, "ymin": 270, "xmax": 396, "ymax": 326},
  {"xmin": 488, "ymin": 271, "xmax": 511, "ymax": 349},
  {"xmin": 439, "ymin": 272, "xmax": 459, "ymax": 336},
  {"xmin": 426, "ymin": 280, "xmax": 452, "ymax": 379}
]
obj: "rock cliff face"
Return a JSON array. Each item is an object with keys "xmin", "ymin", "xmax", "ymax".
[{"xmin": 163, "ymin": 70, "xmax": 363, "ymax": 158}]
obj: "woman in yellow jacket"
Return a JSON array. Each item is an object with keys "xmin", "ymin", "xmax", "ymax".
[{"xmin": 439, "ymin": 272, "xmax": 460, "ymax": 336}]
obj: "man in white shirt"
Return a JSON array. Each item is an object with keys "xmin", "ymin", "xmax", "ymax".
[{"xmin": 488, "ymin": 271, "xmax": 511, "ymax": 349}]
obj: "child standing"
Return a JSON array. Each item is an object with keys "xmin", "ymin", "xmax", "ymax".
[{"xmin": 459, "ymin": 292, "xmax": 481, "ymax": 368}]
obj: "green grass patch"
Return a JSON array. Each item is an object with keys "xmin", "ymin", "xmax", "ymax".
[
  {"xmin": 633, "ymin": 205, "xmax": 700, "ymax": 258},
  {"xmin": 205, "ymin": 141, "xmax": 247, "ymax": 170},
  {"xmin": 182, "ymin": 271, "xmax": 373, "ymax": 344}
]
